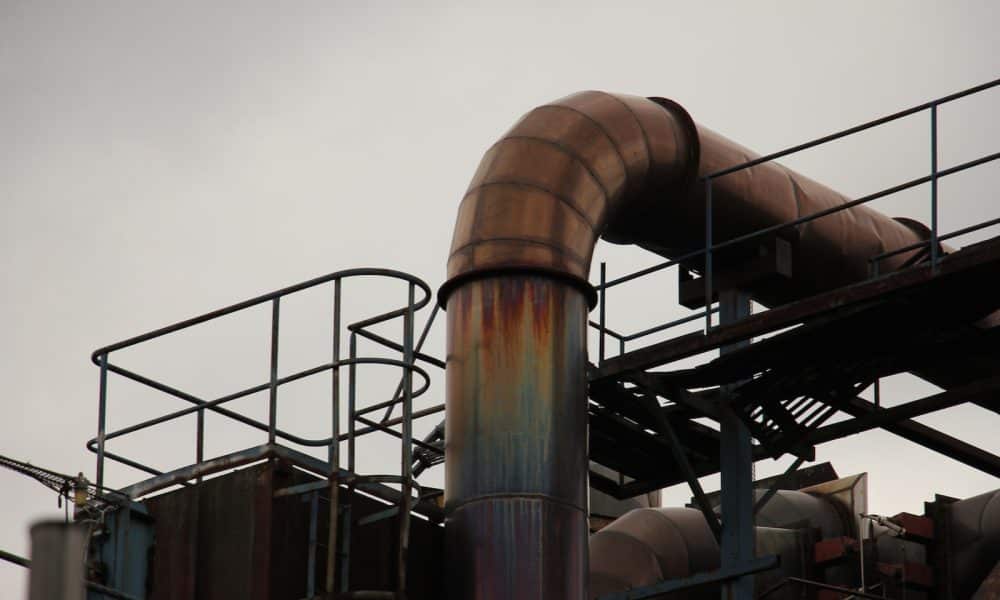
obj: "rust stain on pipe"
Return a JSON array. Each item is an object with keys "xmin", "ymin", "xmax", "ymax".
[
  {"xmin": 442, "ymin": 91, "xmax": 932, "ymax": 600},
  {"xmin": 441, "ymin": 92, "xmax": 700, "ymax": 304},
  {"xmin": 446, "ymin": 277, "xmax": 588, "ymax": 598}
]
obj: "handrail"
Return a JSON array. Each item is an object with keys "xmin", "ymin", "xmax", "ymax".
[
  {"xmin": 88, "ymin": 267, "xmax": 447, "ymax": 596},
  {"xmin": 87, "ymin": 358, "xmax": 432, "ymax": 450},
  {"xmin": 592, "ymin": 78, "xmax": 1000, "ymax": 361},
  {"xmin": 90, "ymin": 267, "xmax": 443, "ymax": 489},
  {"xmin": 703, "ymin": 77, "xmax": 999, "ymax": 181},
  {"xmin": 701, "ymin": 150, "xmax": 1000, "ymax": 264},
  {"xmin": 91, "ymin": 267, "xmax": 431, "ymax": 363},
  {"xmin": 757, "ymin": 576, "xmax": 886, "ymax": 600}
]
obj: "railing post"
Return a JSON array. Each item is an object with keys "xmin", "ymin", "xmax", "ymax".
[
  {"xmin": 327, "ymin": 278, "xmax": 342, "ymax": 595},
  {"xmin": 348, "ymin": 333, "xmax": 358, "ymax": 474},
  {"xmin": 398, "ymin": 282, "xmax": 415, "ymax": 594},
  {"xmin": 96, "ymin": 353, "xmax": 108, "ymax": 489},
  {"xmin": 268, "ymin": 298, "xmax": 280, "ymax": 445},
  {"xmin": 599, "ymin": 262, "xmax": 607, "ymax": 364},
  {"xmin": 704, "ymin": 177, "xmax": 714, "ymax": 332},
  {"xmin": 196, "ymin": 405, "xmax": 204, "ymax": 484},
  {"xmin": 307, "ymin": 490, "xmax": 319, "ymax": 598},
  {"xmin": 342, "ymin": 330, "xmax": 358, "ymax": 594},
  {"xmin": 930, "ymin": 103, "xmax": 939, "ymax": 271}
]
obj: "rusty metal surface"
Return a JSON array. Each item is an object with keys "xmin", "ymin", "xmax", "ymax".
[
  {"xmin": 447, "ymin": 498, "xmax": 587, "ymax": 598},
  {"xmin": 442, "ymin": 91, "xmax": 698, "ymax": 303},
  {"xmin": 144, "ymin": 483, "xmax": 198, "ymax": 599},
  {"xmin": 445, "ymin": 276, "xmax": 588, "ymax": 598},
  {"xmin": 814, "ymin": 537, "xmax": 858, "ymax": 565},
  {"xmin": 143, "ymin": 462, "xmax": 317, "ymax": 600},
  {"xmin": 143, "ymin": 463, "xmax": 266, "ymax": 600},
  {"xmin": 342, "ymin": 480, "xmax": 444, "ymax": 598},
  {"xmin": 675, "ymin": 126, "xmax": 926, "ymax": 302},
  {"xmin": 143, "ymin": 461, "xmax": 445, "ymax": 599},
  {"xmin": 890, "ymin": 513, "xmax": 935, "ymax": 543},
  {"xmin": 442, "ymin": 91, "xmax": 957, "ymax": 600},
  {"xmin": 444, "ymin": 91, "xmax": 929, "ymax": 310}
]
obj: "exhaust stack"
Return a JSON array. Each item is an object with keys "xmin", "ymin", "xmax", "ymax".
[{"xmin": 440, "ymin": 91, "xmax": 927, "ymax": 599}]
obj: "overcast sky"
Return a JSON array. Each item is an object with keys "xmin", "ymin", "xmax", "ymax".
[{"xmin": 2, "ymin": 1, "xmax": 999, "ymax": 596}]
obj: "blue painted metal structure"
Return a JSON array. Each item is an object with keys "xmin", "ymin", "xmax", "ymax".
[{"xmin": 87, "ymin": 502, "xmax": 154, "ymax": 600}]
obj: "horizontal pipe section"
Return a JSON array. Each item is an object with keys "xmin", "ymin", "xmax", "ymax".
[{"xmin": 625, "ymin": 124, "xmax": 929, "ymax": 304}]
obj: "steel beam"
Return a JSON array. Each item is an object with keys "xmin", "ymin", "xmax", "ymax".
[
  {"xmin": 837, "ymin": 396, "xmax": 1000, "ymax": 477},
  {"xmin": 593, "ymin": 236, "xmax": 1000, "ymax": 382},
  {"xmin": 637, "ymin": 395, "xmax": 721, "ymax": 539},
  {"xmin": 807, "ymin": 375, "xmax": 1000, "ymax": 447}
]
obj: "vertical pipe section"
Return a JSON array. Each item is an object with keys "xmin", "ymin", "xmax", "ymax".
[{"xmin": 445, "ymin": 276, "xmax": 589, "ymax": 599}]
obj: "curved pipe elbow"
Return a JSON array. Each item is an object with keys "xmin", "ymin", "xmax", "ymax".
[
  {"xmin": 440, "ymin": 91, "xmax": 700, "ymax": 306},
  {"xmin": 441, "ymin": 92, "xmax": 930, "ymax": 309}
]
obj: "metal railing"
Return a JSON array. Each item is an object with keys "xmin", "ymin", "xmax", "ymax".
[
  {"xmin": 88, "ymin": 267, "xmax": 445, "ymax": 596},
  {"xmin": 593, "ymin": 77, "xmax": 1000, "ymax": 363}
]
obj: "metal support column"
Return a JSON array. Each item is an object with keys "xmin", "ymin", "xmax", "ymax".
[
  {"xmin": 718, "ymin": 289, "xmax": 755, "ymax": 600},
  {"xmin": 327, "ymin": 278, "xmax": 341, "ymax": 595}
]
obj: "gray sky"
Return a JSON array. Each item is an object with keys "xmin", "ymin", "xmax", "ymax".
[{"xmin": 2, "ymin": 1, "xmax": 999, "ymax": 596}]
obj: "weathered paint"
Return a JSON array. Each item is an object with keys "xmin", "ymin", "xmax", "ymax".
[{"xmin": 445, "ymin": 276, "xmax": 588, "ymax": 599}]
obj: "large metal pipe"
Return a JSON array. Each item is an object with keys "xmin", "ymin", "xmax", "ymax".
[
  {"xmin": 589, "ymin": 496, "xmax": 840, "ymax": 600},
  {"xmin": 441, "ymin": 91, "xmax": 929, "ymax": 599},
  {"xmin": 947, "ymin": 489, "xmax": 1000, "ymax": 599},
  {"xmin": 445, "ymin": 277, "xmax": 588, "ymax": 597}
]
